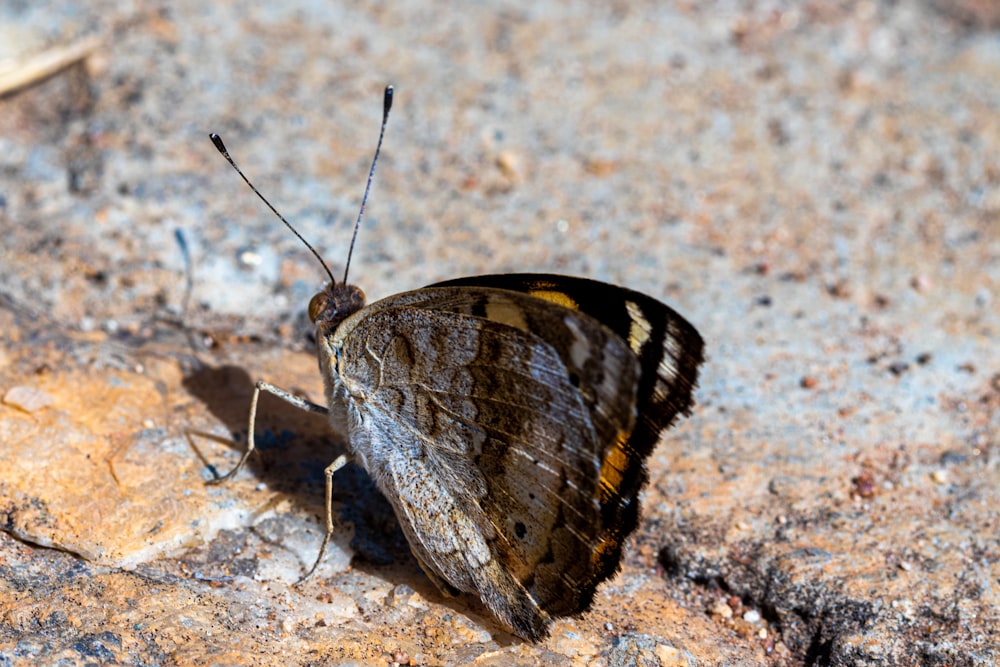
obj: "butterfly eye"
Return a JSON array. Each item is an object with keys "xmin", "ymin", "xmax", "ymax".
[{"xmin": 308, "ymin": 292, "xmax": 327, "ymax": 323}]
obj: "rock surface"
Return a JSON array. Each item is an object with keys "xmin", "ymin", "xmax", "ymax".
[{"xmin": 0, "ymin": 1, "xmax": 997, "ymax": 665}]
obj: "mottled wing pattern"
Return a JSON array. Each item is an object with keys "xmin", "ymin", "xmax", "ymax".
[
  {"xmin": 431, "ymin": 274, "xmax": 705, "ymax": 569},
  {"xmin": 330, "ymin": 277, "xmax": 702, "ymax": 640}
]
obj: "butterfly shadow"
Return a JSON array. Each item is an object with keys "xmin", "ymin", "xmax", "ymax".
[
  {"xmin": 180, "ymin": 361, "xmax": 397, "ymax": 561},
  {"xmin": 177, "ymin": 365, "xmax": 412, "ymax": 570},
  {"xmin": 181, "ymin": 360, "xmax": 523, "ymax": 642}
]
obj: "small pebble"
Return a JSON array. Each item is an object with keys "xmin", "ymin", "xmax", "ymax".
[
  {"xmin": 237, "ymin": 247, "xmax": 262, "ymax": 268},
  {"xmin": 496, "ymin": 150, "xmax": 522, "ymax": 181},
  {"xmin": 3, "ymin": 386, "xmax": 55, "ymax": 413},
  {"xmin": 888, "ymin": 361, "xmax": 909, "ymax": 376},
  {"xmin": 710, "ymin": 599, "xmax": 733, "ymax": 619},
  {"xmin": 910, "ymin": 275, "xmax": 933, "ymax": 292}
]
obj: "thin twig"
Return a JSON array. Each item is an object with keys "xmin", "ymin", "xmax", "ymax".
[{"xmin": 0, "ymin": 35, "xmax": 102, "ymax": 97}]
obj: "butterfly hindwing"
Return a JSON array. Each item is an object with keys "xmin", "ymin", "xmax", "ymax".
[{"xmin": 324, "ymin": 283, "xmax": 667, "ymax": 639}]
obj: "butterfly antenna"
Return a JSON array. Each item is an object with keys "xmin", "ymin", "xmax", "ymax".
[
  {"xmin": 342, "ymin": 84, "xmax": 394, "ymax": 285},
  {"xmin": 209, "ymin": 132, "xmax": 337, "ymax": 287}
]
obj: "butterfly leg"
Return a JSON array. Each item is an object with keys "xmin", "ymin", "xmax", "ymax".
[
  {"xmin": 298, "ymin": 452, "xmax": 352, "ymax": 582},
  {"xmin": 207, "ymin": 380, "xmax": 328, "ymax": 484}
]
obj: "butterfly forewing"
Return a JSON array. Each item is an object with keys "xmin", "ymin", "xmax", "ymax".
[{"xmin": 430, "ymin": 274, "xmax": 705, "ymax": 572}]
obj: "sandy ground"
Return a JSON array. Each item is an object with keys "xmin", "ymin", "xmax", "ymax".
[{"xmin": 0, "ymin": 1, "xmax": 997, "ymax": 665}]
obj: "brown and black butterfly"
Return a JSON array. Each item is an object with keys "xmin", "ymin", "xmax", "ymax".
[{"xmin": 209, "ymin": 85, "xmax": 704, "ymax": 641}]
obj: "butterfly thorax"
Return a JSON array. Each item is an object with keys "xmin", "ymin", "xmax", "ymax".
[
  {"xmin": 309, "ymin": 283, "xmax": 366, "ymax": 397},
  {"xmin": 310, "ymin": 282, "xmax": 366, "ymax": 443}
]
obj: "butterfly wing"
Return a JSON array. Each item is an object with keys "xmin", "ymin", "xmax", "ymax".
[
  {"xmin": 430, "ymin": 274, "xmax": 705, "ymax": 555},
  {"xmin": 325, "ymin": 279, "xmax": 702, "ymax": 640}
]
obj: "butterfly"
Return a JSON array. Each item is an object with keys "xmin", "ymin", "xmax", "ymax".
[{"xmin": 208, "ymin": 85, "xmax": 704, "ymax": 641}]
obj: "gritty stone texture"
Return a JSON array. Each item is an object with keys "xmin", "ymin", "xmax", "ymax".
[{"xmin": 1, "ymin": 1, "xmax": 997, "ymax": 666}]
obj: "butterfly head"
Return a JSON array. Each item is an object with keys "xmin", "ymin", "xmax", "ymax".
[{"xmin": 309, "ymin": 282, "xmax": 367, "ymax": 335}]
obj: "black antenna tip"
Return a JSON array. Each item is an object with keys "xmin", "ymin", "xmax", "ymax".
[
  {"xmin": 383, "ymin": 85, "xmax": 394, "ymax": 115},
  {"xmin": 210, "ymin": 133, "xmax": 227, "ymax": 153}
]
